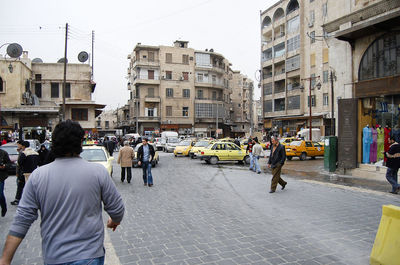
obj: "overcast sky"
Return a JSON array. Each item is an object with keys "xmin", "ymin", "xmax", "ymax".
[{"xmin": 0, "ymin": 0, "xmax": 276, "ymax": 110}]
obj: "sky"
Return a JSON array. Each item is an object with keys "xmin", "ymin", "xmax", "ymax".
[{"xmin": 0, "ymin": 0, "xmax": 276, "ymax": 110}]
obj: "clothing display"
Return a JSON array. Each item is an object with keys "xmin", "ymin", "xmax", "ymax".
[
  {"xmin": 377, "ymin": 127, "xmax": 384, "ymax": 161},
  {"xmin": 384, "ymin": 126, "xmax": 391, "ymax": 162},
  {"xmin": 362, "ymin": 125, "xmax": 372, "ymax": 164},
  {"xmin": 369, "ymin": 127, "xmax": 378, "ymax": 163}
]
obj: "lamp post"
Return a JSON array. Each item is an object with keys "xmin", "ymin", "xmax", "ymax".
[{"xmin": 301, "ymin": 76, "xmax": 321, "ymax": 141}]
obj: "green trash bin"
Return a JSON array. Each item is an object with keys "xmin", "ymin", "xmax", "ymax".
[{"xmin": 324, "ymin": 136, "xmax": 337, "ymax": 172}]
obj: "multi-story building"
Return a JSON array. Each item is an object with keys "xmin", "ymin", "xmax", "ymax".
[
  {"xmin": 0, "ymin": 51, "xmax": 104, "ymax": 141},
  {"xmin": 260, "ymin": 0, "xmax": 334, "ymax": 138},
  {"xmin": 254, "ymin": 99, "xmax": 264, "ymax": 133},
  {"xmin": 125, "ymin": 41, "xmax": 251, "ymax": 138},
  {"xmin": 96, "ymin": 109, "xmax": 119, "ymax": 137}
]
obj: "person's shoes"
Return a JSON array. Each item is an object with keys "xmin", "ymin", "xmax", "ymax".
[
  {"xmin": 121, "ymin": 179, "xmax": 125, "ymax": 182},
  {"xmin": 257, "ymin": 171, "xmax": 261, "ymax": 174},
  {"xmin": 10, "ymin": 200, "xmax": 19, "ymax": 206},
  {"xmin": 1, "ymin": 208, "xmax": 6, "ymax": 217},
  {"xmin": 282, "ymin": 183, "xmax": 287, "ymax": 190},
  {"xmin": 144, "ymin": 183, "xmax": 147, "ymax": 186},
  {"xmin": 389, "ymin": 191, "xmax": 398, "ymax": 194},
  {"xmin": 148, "ymin": 184, "xmax": 153, "ymax": 187},
  {"xmin": 127, "ymin": 181, "xmax": 131, "ymax": 184},
  {"xmin": 269, "ymin": 190, "xmax": 275, "ymax": 193}
]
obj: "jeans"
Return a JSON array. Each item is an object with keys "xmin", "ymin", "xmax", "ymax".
[
  {"xmin": 0, "ymin": 180, "xmax": 6, "ymax": 212},
  {"xmin": 15, "ymin": 174, "xmax": 25, "ymax": 201},
  {"xmin": 253, "ymin": 156, "xmax": 261, "ymax": 173},
  {"xmin": 249, "ymin": 153, "xmax": 254, "ymax": 170},
  {"xmin": 46, "ymin": 256, "xmax": 104, "ymax": 265},
  {"xmin": 121, "ymin": 167, "xmax": 132, "ymax": 183},
  {"xmin": 386, "ymin": 167, "xmax": 399, "ymax": 192},
  {"xmin": 142, "ymin": 161, "xmax": 153, "ymax": 185}
]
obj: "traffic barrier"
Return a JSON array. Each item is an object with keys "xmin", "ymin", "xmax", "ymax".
[{"xmin": 370, "ymin": 204, "xmax": 400, "ymax": 265}]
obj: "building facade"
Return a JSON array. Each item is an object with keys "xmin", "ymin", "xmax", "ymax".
[
  {"xmin": 261, "ymin": 0, "xmax": 335, "ymax": 138},
  {"xmin": 125, "ymin": 41, "xmax": 253, "ymax": 138}
]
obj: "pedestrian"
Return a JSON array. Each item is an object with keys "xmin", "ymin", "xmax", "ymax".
[
  {"xmin": 267, "ymin": 136, "xmax": 287, "ymax": 193},
  {"xmin": 10, "ymin": 140, "xmax": 25, "ymax": 206},
  {"xmin": 0, "ymin": 120, "xmax": 125, "ymax": 265},
  {"xmin": 252, "ymin": 137, "xmax": 263, "ymax": 174},
  {"xmin": 38, "ymin": 144, "xmax": 49, "ymax": 166},
  {"xmin": 384, "ymin": 135, "xmax": 400, "ymax": 194},
  {"xmin": 246, "ymin": 137, "xmax": 254, "ymax": 171},
  {"xmin": 0, "ymin": 147, "xmax": 11, "ymax": 217},
  {"xmin": 234, "ymin": 138, "xmax": 241, "ymax": 148},
  {"xmin": 137, "ymin": 138, "xmax": 155, "ymax": 187},
  {"xmin": 103, "ymin": 137, "xmax": 115, "ymax": 157},
  {"xmin": 117, "ymin": 141, "xmax": 134, "ymax": 183}
]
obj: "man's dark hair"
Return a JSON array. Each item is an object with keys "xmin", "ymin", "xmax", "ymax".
[
  {"xmin": 22, "ymin": 141, "xmax": 30, "ymax": 148},
  {"xmin": 142, "ymin": 137, "xmax": 148, "ymax": 142},
  {"xmin": 52, "ymin": 120, "xmax": 85, "ymax": 157},
  {"xmin": 17, "ymin": 140, "xmax": 24, "ymax": 145},
  {"xmin": 390, "ymin": 135, "xmax": 396, "ymax": 141}
]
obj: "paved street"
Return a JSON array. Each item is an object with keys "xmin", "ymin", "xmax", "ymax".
[{"xmin": 1, "ymin": 151, "xmax": 400, "ymax": 265}]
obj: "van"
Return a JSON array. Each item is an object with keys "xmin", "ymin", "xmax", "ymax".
[
  {"xmin": 160, "ymin": 131, "xmax": 178, "ymax": 150},
  {"xmin": 296, "ymin": 128, "xmax": 321, "ymax": 141}
]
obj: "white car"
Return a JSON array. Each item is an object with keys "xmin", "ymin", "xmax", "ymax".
[
  {"xmin": 81, "ymin": 145, "xmax": 114, "ymax": 176},
  {"xmin": 154, "ymin": 137, "xmax": 163, "ymax": 151},
  {"xmin": 164, "ymin": 137, "xmax": 180, "ymax": 153}
]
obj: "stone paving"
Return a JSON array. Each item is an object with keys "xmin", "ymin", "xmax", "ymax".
[{"xmin": 1, "ymin": 152, "xmax": 400, "ymax": 264}]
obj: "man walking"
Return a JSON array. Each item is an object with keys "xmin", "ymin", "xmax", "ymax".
[
  {"xmin": 10, "ymin": 140, "xmax": 24, "ymax": 206},
  {"xmin": 252, "ymin": 137, "xmax": 263, "ymax": 174},
  {"xmin": 103, "ymin": 137, "xmax": 115, "ymax": 157},
  {"xmin": 246, "ymin": 137, "xmax": 254, "ymax": 171},
  {"xmin": 0, "ymin": 120, "xmax": 124, "ymax": 265},
  {"xmin": 117, "ymin": 141, "xmax": 134, "ymax": 183},
  {"xmin": 267, "ymin": 136, "xmax": 287, "ymax": 193},
  {"xmin": 0, "ymin": 147, "xmax": 11, "ymax": 217},
  {"xmin": 384, "ymin": 135, "xmax": 400, "ymax": 194},
  {"xmin": 137, "ymin": 138, "xmax": 155, "ymax": 187}
]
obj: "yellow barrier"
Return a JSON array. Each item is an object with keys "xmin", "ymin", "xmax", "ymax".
[{"xmin": 370, "ymin": 204, "xmax": 400, "ymax": 265}]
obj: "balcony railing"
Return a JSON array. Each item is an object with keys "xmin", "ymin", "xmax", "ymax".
[
  {"xmin": 287, "ymin": 83, "xmax": 301, "ymax": 91},
  {"xmin": 133, "ymin": 58, "xmax": 160, "ymax": 67},
  {"xmin": 195, "ymin": 79, "xmax": 225, "ymax": 88},
  {"xmin": 134, "ymin": 75, "xmax": 160, "ymax": 81},
  {"xmin": 195, "ymin": 97, "xmax": 223, "ymax": 101}
]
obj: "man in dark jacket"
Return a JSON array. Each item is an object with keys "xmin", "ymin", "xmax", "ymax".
[
  {"xmin": 0, "ymin": 148, "xmax": 11, "ymax": 217},
  {"xmin": 103, "ymin": 137, "xmax": 115, "ymax": 156},
  {"xmin": 137, "ymin": 138, "xmax": 155, "ymax": 187},
  {"xmin": 17, "ymin": 141, "xmax": 39, "ymax": 183},
  {"xmin": 267, "ymin": 136, "xmax": 287, "ymax": 193},
  {"xmin": 384, "ymin": 135, "xmax": 400, "ymax": 194}
]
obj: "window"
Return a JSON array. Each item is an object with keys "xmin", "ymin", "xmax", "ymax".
[
  {"xmin": 148, "ymin": 87, "xmax": 154, "ymax": 97},
  {"xmin": 166, "ymin": 88, "xmax": 173, "ymax": 97},
  {"xmin": 147, "ymin": 108, "xmax": 154, "ymax": 117},
  {"xmin": 182, "ymin": 107, "xmax": 189, "ymax": 117},
  {"xmin": 323, "ymin": 71, "xmax": 329, "ymax": 83},
  {"xmin": 148, "ymin": 52, "xmax": 154, "ymax": 62},
  {"xmin": 311, "ymin": 73, "xmax": 316, "ymax": 88},
  {"xmin": 322, "ymin": 3, "xmax": 328, "ymax": 17},
  {"xmin": 148, "ymin": 70, "xmax": 154, "ymax": 80},
  {"xmin": 323, "ymin": 48, "xmax": 329, "ymax": 63},
  {"xmin": 35, "ymin": 83, "xmax": 42, "ymax": 98},
  {"xmin": 287, "ymin": 35, "xmax": 300, "ymax": 52},
  {"xmin": 264, "ymin": 100, "xmax": 272, "ymax": 112},
  {"xmin": 287, "ymin": 16, "xmax": 300, "ymax": 34},
  {"xmin": 308, "ymin": 95, "xmax": 316, "ymax": 107},
  {"xmin": 310, "ymin": 53, "xmax": 316, "ymax": 67},
  {"xmin": 212, "ymin": 75, "xmax": 216, "ymax": 84},
  {"xmin": 51, "ymin": 83, "xmax": 59, "ymax": 98},
  {"xmin": 197, "ymin": 89, "xmax": 203, "ymax": 99},
  {"xmin": 238, "ymin": 103, "xmax": 241, "ymax": 107},
  {"xmin": 183, "ymin": 89, "xmax": 190, "ymax": 98},
  {"xmin": 195, "ymin": 53, "xmax": 211, "ymax": 67},
  {"xmin": 35, "ymin": 74, "xmax": 41, "ymax": 81},
  {"xmin": 0, "ymin": 77, "xmax": 3, "ymax": 92},
  {"xmin": 182, "ymin": 72, "xmax": 189, "ymax": 81},
  {"xmin": 263, "ymin": 83, "xmax": 272, "ymax": 95},
  {"xmin": 96, "ymin": 120, "xmax": 101, "ymax": 128},
  {"xmin": 323, "ymin": 93, "xmax": 329, "ymax": 106},
  {"xmin": 182, "ymin": 54, "xmax": 189, "ymax": 64},
  {"xmin": 105, "ymin": 121, "xmax": 109, "ymax": 129},
  {"xmin": 274, "ymin": 98, "xmax": 285, "ymax": 111},
  {"xmin": 274, "ymin": 43, "xmax": 285, "ymax": 58},
  {"xmin": 212, "ymin": 91, "xmax": 217, "ymax": 100},
  {"xmin": 286, "ymin": 55, "xmax": 300, "ymax": 72},
  {"xmin": 63, "ymin": 83, "xmax": 71, "ymax": 98},
  {"xmin": 310, "ymin": 31, "xmax": 315, "ymax": 44},
  {"xmin": 166, "ymin": 53, "xmax": 172, "ymax": 63},
  {"xmin": 71, "ymin": 108, "xmax": 88, "ymax": 121},
  {"xmin": 287, "ymin": 95, "xmax": 300, "ymax": 110},
  {"xmin": 166, "ymin": 71, "xmax": 172, "ymax": 80},
  {"xmin": 166, "ymin": 106, "xmax": 172, "ymax": 116}
]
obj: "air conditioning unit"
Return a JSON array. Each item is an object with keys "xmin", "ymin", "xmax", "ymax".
[
  {"xmin": 180, "ymin": 77, "xmax": 184, "ymax": 81},
  {"xmin": 308, "ymin": 21, "xmax": 314, "ymax": 28},
  {"xmin": 161, "ymin": 76, "xmax": 165, "ymax": 80}
]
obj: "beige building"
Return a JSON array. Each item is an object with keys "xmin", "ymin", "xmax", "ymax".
[
  {"xmin": 125, "ymin": 41, "xmax": 253, "ymax": 138},
  {"xmin": 261, "ymin": 0, "xmax": 335, "ymax": 138},
  {"xmin": 0, "ymin": 52, "xmax": 104, "ymax": 140}
]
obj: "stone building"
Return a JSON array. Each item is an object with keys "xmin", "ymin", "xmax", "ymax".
[
  {"xmin": 125, "ymin": 41, "xmax": 253, "ymax": 138},
  {"xmin": 323, "ymin": 0, "xmax": 400, "ymax": 168},
  {"xmin": 260, "ymin": 0, "xmax": 335, "ymax": 138}
]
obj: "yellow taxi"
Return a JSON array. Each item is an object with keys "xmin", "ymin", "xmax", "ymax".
[
  {"xmin": 285, "ymin": 140, "xmax": 325, "ymax": 161},
  {"xmin": 279, "ymin": 137, "xmax": 297, "ymax": 146},
  {"xmin": 174, "ymin": 139, "xmax": 195, "ymax": 157},
  {"xmin": 219, "ymin": 137, "xmax": 235, "ymax": 143},
  {"xmin": 199, "ymin": 141, "xmax": 250, "ymax": 165},
  {"xmin": 81, "ymin": 145, "xmax": 114, "ymax": 176},
  {"xmin": 189, "ymin": 139, "xmax": 214, "ymax": 159}
]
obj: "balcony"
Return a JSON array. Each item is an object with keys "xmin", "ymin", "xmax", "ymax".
[
  {"xmin": 138, "ymin": 116, "xmax": 161, "ymax": 122},
  {"xmin": 195, "ymin": 97, "xmax": 223, "ymax": 102},
  {"xmin": 133, "ymin": 75, "xmax": 160, "ymax": 85},
  {"xmin": 195, "ymin": 79, "xmax": 225, "ymax": 90},
  {"xmin": 132, "ymin": 58, "xmax": 160, "ymax": 68},
  {"xmin": 144, "ymin": 96, "xmax": 161, "ymax": 103},
  {"xmin": 196, "ymin": 64, "xmax": 226, "ymax": 75}
]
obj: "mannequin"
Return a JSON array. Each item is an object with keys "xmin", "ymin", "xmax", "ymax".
[
  {"xmin": 377, "ymin": 125, "xmax": 384, "ymax": 161},
  {"xmin": 370, "ymin": 125, "xmax": 378, "ymax": 163},
  {"xmin": 384, "ymin": 125, "xmax": 391, "ymax": 162},
  {"xmin": 362, "ymin": 124, "xmax": 372, "ymax": 164}
]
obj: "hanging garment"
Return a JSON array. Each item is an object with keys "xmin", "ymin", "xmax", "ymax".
[
  {"xmin": 369, "ymin": 127, "xmax": 378, "ymax": 163},
  {"xmin": 377, "ymin": 127, "xmax": 384, "ymax": 161},
  {"xmin": 363, "ymin": 126, "xmax": 372, "ymax": 164},
  {"xmin": 384, "ymin": 127, "xmax": 391, "ymax": 162}
]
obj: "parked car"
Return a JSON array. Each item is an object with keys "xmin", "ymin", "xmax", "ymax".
[
  {"xmin": 189, "ymin": 139, "xmax": 214, "ymax": 159},
  {"xmin": 279, "ymin": 137, "xmax": 297, "ymax": 146},
  {"xmin": 285, "ymin": 140, "xmax": 325, "ymax": 161},
  {"xmin": 164, "ymin": 137, "xmax": 180, "ymax": 153},
  {"xmin": 81, "ymin": 145, "xmax": 114, "ymax": 176},
  {"xmin": 199, "ymin": 142, "xmax": 250, "ymax": 165},
  {"xmin": 0, "ymin": 143, "xmax": 18, "ymax": 175},
  {"xmin": 132, "ymin": 143, "xmax": 159, "ymax": 167},
  {"xmin": 154, "ymin": 137, "xmax": 163, "ymax": 151},
  {"xmin": 174, "ymin": 140, "xmax": 195, "ymax": 157}
]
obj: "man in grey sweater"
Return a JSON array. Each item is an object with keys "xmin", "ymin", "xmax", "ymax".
[{"xmin": 0, "ymin": 120, "xmax": 125, "ymax": 265}]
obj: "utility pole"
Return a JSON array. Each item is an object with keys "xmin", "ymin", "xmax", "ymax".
[
  {"xmin": 62, "ymin": 23, "xmax": 68, "ymax": 121},
  {"xmin": 216, "ymin": 103, "xmax": 219, "ymax": 139},
  {"xmin": 330, "ymin": 71, "xmax": 335, "ymax": 136},
  {"xmin": 301, "ymin": 76, "xmax": 320, "ymax": 141},
  {"xmin": 135, "ymin": 90, "xmax": 139, "ymax": 134},
  {"xmin": 91, "ymin": 30, "xmax": 94, "ymax": 80}
]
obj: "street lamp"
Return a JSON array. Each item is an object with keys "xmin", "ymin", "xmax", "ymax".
[
  {"xmin": 7, "ymin": 63, "xmax": 13, "ymax": 73},
  {"xmin": 301, "ymin": 76, "xmax": 321, "ymax": 141}
]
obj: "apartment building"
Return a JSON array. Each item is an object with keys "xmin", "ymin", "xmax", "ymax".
[
  {"xmin": 125, "ymin": 41, "xmax": 251, "ymax": 138},
  {"xmin": 261, "ymin": 0, "xmax": 334, "ymax": 138}
]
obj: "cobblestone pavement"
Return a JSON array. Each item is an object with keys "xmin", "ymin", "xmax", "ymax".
[{"xmin": 1, "ymin": 152, "xmax": 400, "ymax": 265}]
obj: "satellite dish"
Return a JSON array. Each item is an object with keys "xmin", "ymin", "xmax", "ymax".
[
  {"xmin": 57, "ymin": 58, "xmax": 68, "ymax": 63},
  {"xmin": 78, "ymin": 51, "xmax": 89, "ymax": 63},
  {"xmin": 7, "ymin": 43, "xmax": 23, "ymax": 58},
  {"xmin": 32, "ymin": 58, "xmax": 43, "ymax": 63}
]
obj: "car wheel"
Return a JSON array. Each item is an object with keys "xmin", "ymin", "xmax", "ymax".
[
  {"xmin": 205, "ymin": 160, "xmax": 210, "ymax": 164},
  {"xmin": 244, "ymin": 155, "xmax": 250, "ymax": 165},
  {"xmin": 287, "ymin": 156, "xmax": 292, "ymax": 161},
  {"xmin": 311, "ymin": 156, "xmax": 316, "ymax": 160},
  {"xmin": 174, "ymin": 154, "xmax": 177, "ymax": 157},
  {"xmin": 190, "ymin": 154, "xmax": 194, "ymax": 159},
  {"xmin": 300, "ymin": 152, "xmax": 307, "ymax": 161},
  {"xmin": 210, "ymin": 156, "xmax": 218, "ymax": 165}
]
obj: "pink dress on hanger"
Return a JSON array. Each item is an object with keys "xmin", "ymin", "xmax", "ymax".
[{"xmin": 369, "ymin": 127, "xmax": 378, "ymax": 163}]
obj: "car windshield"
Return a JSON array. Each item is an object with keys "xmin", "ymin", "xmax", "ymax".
[
  {"xmin": 81, "ymin": 149, "xmax": 107, "ymax": 162},
  {"xmin": 195, "ymin": 141, "xmax": 209, "ymax": 147},
  {"xmin": 178, "ymin": 141, "xmax": 191, "ymax": 146},
  {"xmin": 279, "ymin": 139, "xmax": 284, "ymax": 143},
  {"xmin": 0, "ymin": 146, "xmax": 18, "ymax": 155},
  {"xmin": 168, "ymin": 138, "xmax": 180, "ymax": 143},
  {"xmin": 290, "ymin": 141, "xmax": 302, "ymax": 146}
]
